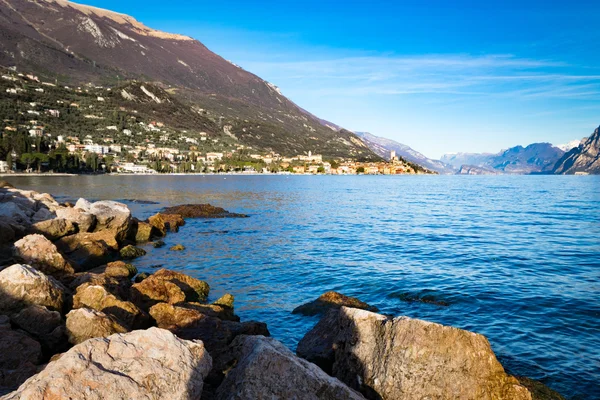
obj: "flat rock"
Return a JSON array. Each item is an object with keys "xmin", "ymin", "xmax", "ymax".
[
  {"xmin": 297, "ymin": 307, "xmax": 532, "ymax": 400},
  {"xmin": 65, "ymin": 308, "xmax": 128, "ymax": 344},
  {"xmin": 293, "ymin": 291, "xmax": 378, "ymax": 316},
  {"xmin": 13, "ymin": 234, "xmax": 74, "ymax": 276},
  {"xmin": 215, "ymin": 335, "xmax": 365, "ymax": 400},
  {"xmin": 163, "ymin": 204, "xmax": 248, "ymax": 219},
  {"xmin": 55, "ymin": 207, "xmax": 96, "ymax": 233},
  {"xmin": 30, "ymin": 218, "xmax": 77, "ymax": 241},
  {"xmin": 73, "ymin": 284, "xmax": 149, "ymax": 330},
  {"xmin": 2, "ymin": 328, "xmax": 213, "ymax": 400},
  {"xmin": 0, "ymin": 264, "xmax": 66, "ymax": 314}
]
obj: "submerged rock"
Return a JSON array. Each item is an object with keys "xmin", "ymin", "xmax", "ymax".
[
  {"xmin": 65, "ymin": 308, "xmax": 128, "ymax": 344},
  {"xmin": 0, "ymin": 264, "xmax": 65, "ymax": 314},
  {"xmin": 152, "ymin": 240, "xmax": 166, "ymax": 248},
  {"xmin": 292, "ymin": 291, "xmax": 378, "ymax": 316},
  {"xmin": 163, "ymin": 204, "xmax": 248, "ymax": 219},
  {"xmin": 13, "ymin": 234, "xmax": 74, "ymax": 276},
  {"xmin": 297, "ymin": 307, "xmax": 532, "ymax": 400},
  {"xmin": 516, "ymin": 377, "xmax": 565, "ymax": 400},
  {"xmin": 119, "ymin": 245, "xmax": 146, "ymax": 260},
  {"xmin": 215, "ymin": 335, "xmax": 365, "ymax": 400},
  {"xmin": 3, "ymin": 328, "xmax": 213, "ymax": 400},
  {"xmin": 170, "ymin": 244, "xmax": 185, "ymax": 251}
]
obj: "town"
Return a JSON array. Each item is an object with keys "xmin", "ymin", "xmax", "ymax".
[{"xmin": 0, "ymin": 68, "xmax": 433, "ymax": 175}]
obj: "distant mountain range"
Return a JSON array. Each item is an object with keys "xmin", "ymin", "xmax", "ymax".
[
  {"xmin": 0, "ymin": 0, "xmax": 378, "ymax": 160},
  {"xmin": 553, "ymin": 126, "xmax": 600, "ymax": 174},
  {"xmin": 442, "ymin": 143, "xmax": 567, "ymax": 174},
  {"xmin": 354, "ymin": 132, "xmax": 455, "ymax": 174}
]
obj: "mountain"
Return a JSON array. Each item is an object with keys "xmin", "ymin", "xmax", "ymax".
[
  {"xmin": 0, "ymin": 0, "xmax": 378, "ymax": 160},
  {"xmin": 552, "ymin": 126, "xmax": 600, "ymax": 174},
  {"xmin": 556, "ymin": 139, "xmax": 582, "ymax": 152},
  {"xmin": 355, "ymin": 132, "xmax": 455, "ymax": 174},
  {"xmin": 456, "ymin": 165, "xmax": 500, "ymax": 175},
  {"xmin": 442, "ymin": 143, "xmax": 565, "ymax": 174}
]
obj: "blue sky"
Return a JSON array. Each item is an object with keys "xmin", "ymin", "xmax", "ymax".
[{"xmin": 84, "ymin": 0, "xmax": 600, "ymax": 158}]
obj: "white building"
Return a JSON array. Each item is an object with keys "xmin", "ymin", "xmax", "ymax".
[
  {"xmin": 0, "ymin": 161, "xmax": 8, "ymax": 173},
  {"xmin": 118, "ymin": 163, "xmax": 157, "ymax": 174}
]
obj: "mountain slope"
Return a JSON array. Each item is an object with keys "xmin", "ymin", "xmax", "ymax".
[
  {"xmin": 552, "ymin": 126, "xmax": 600, "ymax": 174},
  {"xmin": 0, "ymin": 0, "xmax": 378, "ymax": 160},
  {"xmin": 442, "ymin": 143, "xmax": 565, "ymax": 174},
  {"xmin": 355, "ymin": 132, "xmax": 455, "ymax": 174}
]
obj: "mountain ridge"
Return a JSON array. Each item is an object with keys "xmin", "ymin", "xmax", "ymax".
[
  {"xmin": 0, "ymin": 0, "xmax": 379, "ymax": 160},
  {"xmin": 552, "ymin": 126, "xmax": 600, "ymax": 174}
]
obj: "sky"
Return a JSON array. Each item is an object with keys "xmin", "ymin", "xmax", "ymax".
[{"xmin": 83, "ymin": 0, "xmax": 600, "ymax": 159}]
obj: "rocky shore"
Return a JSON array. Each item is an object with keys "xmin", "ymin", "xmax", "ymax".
[{"xmin": 0, "ymin": 181, "xmax": 564, "ymax": 399}]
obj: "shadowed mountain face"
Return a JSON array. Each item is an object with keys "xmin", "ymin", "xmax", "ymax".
[
  {"xmin": 442, "ymin": 143, "xmax": 565, "ymax": 174},
  {"xmin": 355, "ymin": 132, "xmax": 455, "ymax": 174},
  {"xmin": 553, "ymin": 126, "xmax": 600, "ymax": 174},
  {"xmin": 0, "ymin": 0, "xmax": 379, "ymax": 160}
]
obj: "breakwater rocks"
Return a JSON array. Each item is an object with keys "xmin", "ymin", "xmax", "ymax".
[{"xmin": 0, "ymin": 183, "xmax": 564, "ymax": 399}]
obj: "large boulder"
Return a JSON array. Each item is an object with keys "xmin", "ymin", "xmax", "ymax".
[
  {"xmin": 55, "ymin": 207, "xmax": 96, "ymax": 233},
  {"xmin": 131, "ymin": 220, "xmax": 159, "ymax": 243},
  {"xmin": 0, "ymin": 264, "xmax": 66, "ymax": 314},
  {"xmin": 55, "ymin": 230, "xmax": 119, "ymax": 270},
  {"xmin": 297, "ymin": 307, "xmax": 532, "ymax": 400},
  {"xmin": 3, "ymin": 328, "xmax": 213, "ymax": 400},
  {"xmin": 73, "ymin": 284, "xmax": 149, "ymax": 330},
  {"xmin": 10, "ymin": 305, "xmax": 67, "ymax": 353},
  {"xmin": 65, "ymin": 308, "xmax": 128, "ymax": 344},
  {"xmin": 130, "ymin": 269, "xmax": 209, "ymax": 310},
  {"xmin": 0, "ymin": 220, "xmax": 16, "ymax": 246},
  {"xmin": 30, "ymin": 218, "xmax": 77, "ymax": 241},
  {"xmin": 13, "ymin": 234, "xmax": 74, "ymax": 276},
  {"xmin": 215, "ymin": 335, "xmax": 365, "ymax": 400},
  {"xmin": 0, "ymin": 325, "xmax": 42, "ymax": 392},
  {"xmin": 88, "ymin": 200, "xmax": 132, "ymax": 242},
  {"xmin": 293, "ymin": 291, "xmax": 378, "ymax": 316},
  {"xmin": 67, "ymin": 271, "xmax": 131, "ymax": 300}
]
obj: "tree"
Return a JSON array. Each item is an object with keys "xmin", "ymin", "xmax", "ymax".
[
  {"xmin": 357, "ymin": 166, "xmax": 365, "ymax": 174},
  {"xmin": 104, "ymin": 155, "xmax": 115, "ymax": 172},
  {"xmin": 317, "ymin": 166, "xmax": 325, "ymax": 173},
  {"xmin": 20, "ymin": 153, "xmax": 33, "ymax": 171},
  {"xmin": 5, "ymin": 153, "xmax": 12, "ymax": 171}
]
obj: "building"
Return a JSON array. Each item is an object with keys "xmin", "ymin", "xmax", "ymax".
[
  {"xmin": 0, "ymin": 161, "xmax": 8, "ymax": 173},
  {"xmin": 117, "ymin": 163, "xmax": 157, "ymax": 174}
]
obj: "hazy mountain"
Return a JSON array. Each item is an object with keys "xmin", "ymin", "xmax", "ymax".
[
  {"xmin": 556, "ymin": 139, "xmax": 582, "ymax": 152},
  {"xmin": 553, "ymin": 126, "xmax": 600, "ymax": 174},
  {"xmin": 0, "ymin": 0, "xmax": 378, "ymax": 160},
  {"xmin": 355, "ymin": 132, "xmax": 455, "ymax": 174},
  {"xmin": 442, "ymin": 143, "xmax": 565, "ymax": 174}
]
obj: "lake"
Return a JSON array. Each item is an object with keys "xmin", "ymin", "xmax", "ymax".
[{"xmin": 4, "ymin": 174, "xmax": 600, "ymax": 399}]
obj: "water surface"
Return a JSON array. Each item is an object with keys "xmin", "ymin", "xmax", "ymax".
[{"xmin": 6, "ymin": 175, "xmax": 600, "ymax": 399}]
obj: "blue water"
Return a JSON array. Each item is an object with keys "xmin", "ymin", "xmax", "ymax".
[{"xmin": 6, "ymin": 175, "xmax": 600, "ymax": 399}]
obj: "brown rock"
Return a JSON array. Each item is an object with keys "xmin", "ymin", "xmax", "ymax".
[
  {"xmin": 0, "ymin": 220, "xmax": 16, "ymax": 246},
  {"xmin": 0, "ymin": 264, "xmax": 66, "ymax": 314},
  {"xmin": 163, "ymin": 204, "xmax": 248, "ymax": 219},
  {"xmin": 516, "ymin": 377, "xmax": 565, "ymax": 400},
  {"xmin": 65, "ymin": 308, "xmax": 128, "ymax": 344},
  {"xmin": 30, "ymin": 218, "xmax": 77, "ymax": 240},
  {"xmin": 147, "ymin": 213, "xmax": 168, "ymax": 235},
  {"xmin": 104, "ymin": 261, "xmax": 137, "ymax": 279},
  {"xmin": 170, "ymin": 244, "xmax": 185, "ymax": 251},
  {"xmin": 133, "ymin": 220, "xmax": 159, "ymax": 243},
  {"xmin": 67, "ymin": 272, "xmax": 131, "ymax": 300},
  {"xmin": 213, "ymin": 293, "xmax": 234, "ymax": 309},
  {"xmin": 293, "ymin": 291, "xmax": 378, "ymax": 316},
  {"xmin": 13, "ymin": 234, "xmax": 74, "ymax": 276},
  {"xmin": 88, "ymin": 200, "xmax": 132, "ymax": 243},
  {"xmin": 73, "ymin": 284, "xmax": 149, "ymax": 330},
  {"xmin": 55, "ymin": 230, "xmax": 119, "ymax": 270},
  {"xmin": 297, "ymin": 307, "xmax": 532, "ymax": 400},
  {"xmin": 152, "ymin": 269, "xmax": 209, "ymax": 302},
  {"xmin": 0, "ymin": 327, "xmax": 41, "ymax": 391},
  {"xmin": 10, "ymin": 305, "xmax": 62, "ymax": 337},
  {"xmin": 119, "ymin": 244, "xmax": 146, "ymax": 260},
  {"xmin": 130, "ymin": 277, "xmax": 186, "ymax": 310}
]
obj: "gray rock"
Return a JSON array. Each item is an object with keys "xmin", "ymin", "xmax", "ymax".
[
  {"xmin": 215, "ymin": 335, "xmax": 365, "ymax": 400},
  {"xmin": 88, "ymin": 200, "xmax": 132, "ymax": 242},
  {"xmin": 0, "ymin": 264, "xmax": 66, "ymax": 314},
  {"xmin": 74, "ymin": 198, "xmax": 92, "ymax": 212},
  {"xmin": 30, "ymin": 208, "xmax": 53, "ymax": 223},
  {"xmin": 55, "ymin": 207, "xmax": 96, "ymax": 233},
  {"xmin": 298, "ymin": 307, "xmax": 532, "ymax": 400},
  {"xmin": 0, "ymin": 327, "xmax": 41, "ymax": 391},
  {"xmin": 3, "ymin": 328, "xmax": 212, "ymax": 400},
  {"xmin": 11, "ymin": 305, "xmax": 62, "ymax": 337}
]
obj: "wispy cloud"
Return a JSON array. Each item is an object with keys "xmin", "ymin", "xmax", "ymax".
[{"xmin": 240, "ymin": 54, "xmax": 600, "ymax": 100}]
